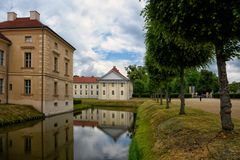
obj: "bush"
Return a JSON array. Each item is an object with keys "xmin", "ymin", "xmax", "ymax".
[
  {"xmin": 74, "ymin": 99, "xmax": 82, "ymax": 105},
  {"xmin": 132, "ymin": 92, "xmax": 151, "ymax": 98},
  {"xmin": 170, "ymin": 93, "xmax": 192, "ymax": 98},
  {"xmin": 213, "ymin": 93, "xmax": 240, "ymax": 99}
]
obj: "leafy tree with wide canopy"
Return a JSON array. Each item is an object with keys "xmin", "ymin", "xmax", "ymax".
[
  {"xmin": 144, "ymin": 24, "xmax": 212, "ymax": 114},
  {"xmin": 145, "ymin": 51, "xmax": 176, "ymax": 108},
  {"xmin": 143, "ymin": 0, "xmax": 240, "ymax": 131}
]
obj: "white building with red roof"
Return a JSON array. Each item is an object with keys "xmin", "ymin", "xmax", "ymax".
[
  {"xmin": 73, "ymin": 76, "xmax": 99, "ymax": 98},
  {"xmin": 73, "ymin": 66, "xmax": 133, "ymax": 100}
]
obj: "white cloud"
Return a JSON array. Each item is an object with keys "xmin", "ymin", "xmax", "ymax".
[{"xmin": 0, "ymin": 0, "xmax": 146, "ymax": 77}]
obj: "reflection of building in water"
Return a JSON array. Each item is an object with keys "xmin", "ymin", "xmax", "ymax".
[
  {"xmin": 74, "ymin": 109, "xmax": 134, "ymax": 140},
  {"xmin": 0, "ymin": 113, "xmax": 73, "ymax": 160}
]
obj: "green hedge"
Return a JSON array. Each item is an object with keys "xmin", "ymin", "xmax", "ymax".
[
  {"xmin": 213, "ymin": 93, "xmax": 240, "ymax": 99},
  {"xmin": 170, "ymin": 93, "xmax": 192, "ymax": 98},
  {"xmin": 133, "ymin": 93, "xmax": 151, "ymax": 98},
  {"xmin": 74, "ymin": 99, "xmax": 82, "ymax": 105}
]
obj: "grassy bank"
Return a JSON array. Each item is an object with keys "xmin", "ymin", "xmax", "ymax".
[
  {"xmin": 129, "ymin": 100, "xmax": 240, "ymax": 160},
  {"xmin": 74, "ymin": 98, "xmax": 146, "ymax": 112},
  {"xmin": 0, "ymin": 104, "xmax": 44, "ymax": 126}
]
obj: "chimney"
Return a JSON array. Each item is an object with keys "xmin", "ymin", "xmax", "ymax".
[
  {"xmin": 30, "ymin": 11, "xmax": 40, "ymax": 21},
  {"xmin": 7, "ymin": 12, "xmax": 17, "ymax": 21}
]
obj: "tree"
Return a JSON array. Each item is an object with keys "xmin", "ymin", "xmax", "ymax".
[
  {"xmin": 144, "ymin": 23, "xmax": 212, "ymax": 114},
  {"xmin": 229, "ymin": 82, "xmax": 240, "ymax": 93},
  {"xmin": 125, "ymin": 65, "xmax": 149, "ymax": 97},
  {"xmin": 145, "ymin": 52, "xmax": 175, "ymax": 108},
  {"xmin": 197, "ymin": 70, "xmax": 219, "ymax": 94},
  {"xmin": 144, "ymin": 0, "xmax": 240, "ymax": 130}
]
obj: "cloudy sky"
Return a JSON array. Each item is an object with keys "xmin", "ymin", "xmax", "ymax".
[{"xmin": 0, "ymin": 0, "xmax": 240, "ymax": 82}]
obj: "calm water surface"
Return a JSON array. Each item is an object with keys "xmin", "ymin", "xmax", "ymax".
[{"xmin": 0, "ymin": 108, "xmax": 135, "ymax": 160}]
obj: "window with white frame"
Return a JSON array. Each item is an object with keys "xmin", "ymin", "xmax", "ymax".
[
  {"xmin": 25, "ymin": 80, "xmax": 31, "ymax": 95},
  {"xmin": 24, "ymin": 52, "xmax": 31, "ymax": 68}
]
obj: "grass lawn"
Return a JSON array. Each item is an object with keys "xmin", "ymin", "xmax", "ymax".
[
  {"xmin": 129, "ymin": 100, "xmax": 240, "ymax": 160},
  {"xmin": 74, "ymin": 98, "xmax": 146, "ymax": 112},
  {"xmin": 0, "ymin": 104, "xmax": 44, "ymax": 126}
]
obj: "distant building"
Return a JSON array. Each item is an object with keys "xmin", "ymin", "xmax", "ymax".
[
  {"xmin": 0, "ymin": 11, "xmax": 75, "ymax": 116},
  {"xmin": 73, "ymin": 76, "xmax": 99, "ymax": 98},
  {"xmin": 73, "ymin": 66, "xmax": 133, "ymax": 100}
]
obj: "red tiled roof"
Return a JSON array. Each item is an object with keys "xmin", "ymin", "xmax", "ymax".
[
  {"xmin": 73, "ymin": 76, "xmax": 99, "ymax": 83},
  {"xmin": 0, "ymin": 33, "xmax": 11, "ymax": 43},
  {"xmin": 0, "ymin": 17, "xmax": 75, "ymax": 50},
  {"xmin": 0, "ymin": 18, "xmax": 45, "ymax": 29},
  {"xmin": 110, "ymin": 66, "xmax": 128, "ymax": 79}
]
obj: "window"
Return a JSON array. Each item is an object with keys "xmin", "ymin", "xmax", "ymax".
[
  {"xmin": 112, "ymin": 83, "xmax": 114, "ymax": 87},
  {"xmin": 85, "ymin": 85, "xmax": 87, "ymax": 89},
  {"xmin": 24, "ymin": 137, "xmax": 31, "ymax": 153},
  {"xmin": 91, "ymin": 91, "xmax": 93, "ymax": 95},
  {"xmin": 121, "ymin": 113, "xmax": 124, "ymax": 119},
  {"xmin": 96, "ymin": 85, "xmax": 99, "ymax": 89},
  {"xmin": 121, "ymin": 90, "xmax": 124, "ymax": 95},
  {"xmin": 85, "ymin": 91, "xmax": 87, "ymax": 95},
  {"xmin": 0, "ymin": 79, "xmax": 3, "ymax": 94},
  {"xmin": 54, "ymin": 42, "xmax": 58, "ymax": 49},
  {"xmin": 25, "ymin": 36, "xmax": 32, "ymax": 43},
  {"xmin": 91, "ymin": 85, "xmax": 93, "ymax": 89},
  {"xmin": 112, "ymin": 90, "xmax": 114, "ymax": 95},
  {"xmin": 121, "ymin": 83, "xmax": 124, "ymax": 87},
  {"xmin": 75, "ymin": 85, "xmax": 77, "ymax": 89},
  {"xmin": 24, "ymin": 52, "xmax": 31, "ymax": 68},
  {"xmin": 54, "ymin": 82, "xmax": 58, "ymax": 96},
  {"xmin": 112, "ymin": 113, "xmax": 115, "ymax": 118},
  {"xmin": 0, "ymin": 50, "xmax": 4, "ymax": 66},
  {"xmin": 103, "ymin": 113, "xmax": 106, "ymax": 118},
  {"xmin": 54, "ymin": 102, "xmax": 58, "ymax": 106},
  {"xmin": 103, "ymin": 83, "xmax": 105, "ymax": 87},
  {"xmin": 65, "ymin": 62, "xmax": 68, "ymax": 75},
  {"xmin": 65, "ymin": 84, "xmax": 68, "ymax": 96},
  {"xmin": 54, "ymin": 57, "xmax": 58, "ymax": 72},
  {"xmin": 9, "ymin": 84, "xmax": 12, "ymax": 91},
  {"xmin": 25, "ymin": 80, "xmax": 31, "ymax": 95},
  {"xmin": 75, "ymin": 91, "xmax": 77, "ymax": 95},
  {"xmin": 96, "ymin": 91, "xmax": 98, "ymax": 95},
  {"xmin": 103, "ymin": 90, "xmax": 105, "ymax": 95},
  {"xmin": 80, "ymin": 85, "xmax": 82, "ymax": 89},
  {"xmin": 65, "ymin": 101, "xmax": 69, "ymax": 106},
  {"xmin": 80, "ymin": 90, "xmax": 82, "ymax": 95}
]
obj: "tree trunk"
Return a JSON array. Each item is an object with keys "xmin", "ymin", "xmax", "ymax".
[
  {"xmin": 156, "ymin": 92, "xmax": 159, "ymax": 103},
  {"xmin": 179, "ymin": 67, "xmax": 185, "ymax": 114},
  {"xmin": 166, "ymin": 84, "xmax": 169, "ymax": 109},
  {"xmin": 160, "ymin": 89, "xmax": 163, "ymax": 105},
  {"xmin": 216, "ymin": 48, "xmax": 234, "ymax": 131}
]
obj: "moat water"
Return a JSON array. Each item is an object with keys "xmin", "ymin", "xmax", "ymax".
[{"xmin": 0, "ymin": 108, "xmax": 136, "ymax": 160}]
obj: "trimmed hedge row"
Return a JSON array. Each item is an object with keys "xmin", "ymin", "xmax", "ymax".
[
  {"xmin": 170, "ymin": 93, "xmax": 192, "ymax": 98},
  {"xmin": 74, "ymin": 99, "xmax": 82, "ymax": 105},
  {"xmin": 213, "ymin": 93, "xmax": 240, "ymax": 99},
  {"xmin": 132, "ymin": 93, "xmax": 193, "ymax": 98}
]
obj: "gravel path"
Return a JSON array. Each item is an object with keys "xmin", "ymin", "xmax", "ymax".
[{"xmin": 172, "ymin": 98, "xmax": 240, "ymax": 119}]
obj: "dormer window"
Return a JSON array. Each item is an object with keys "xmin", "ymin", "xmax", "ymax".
[
  {"xmin": 54, "ymin": 42, "xmax": 58, "ymax": 50},
  {"xmin": 25, "ymin": 36, "xmax": 32, "ymax": 43}
]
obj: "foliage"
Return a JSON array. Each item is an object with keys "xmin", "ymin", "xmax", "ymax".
[
  {"xmin": 213, "ymin": 93, "xmax": 240, "ymax": 99},
  {"xmin": 125, "ymin": 65, "xmax": 149, "ymax": 96},
  {"xmin": 196, "ymin": 70, "xmax": 219, "ymax": 94},
  {"xmin": 229, "ymin": 82, "xmax": 240, "ymax": 93}
]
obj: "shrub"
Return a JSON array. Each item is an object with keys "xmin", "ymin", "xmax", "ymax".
[
  {"xmin": 213, "ymin": 93, "xmax": 240, "ymax": 99},
  {"xmin": 74, "ymin": 99, "xmax": 82, "ymax": 105}
]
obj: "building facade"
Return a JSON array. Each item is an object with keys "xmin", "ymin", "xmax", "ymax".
[
  {"xmin": 0, "ymin": 11, "xmax": 75, "ymax": 116},
  {"xmin": 73, "ymin": 76, "xmax": 99, "ymax": 98},
  {"xmin": 73, "ymin": 66, "xmax": 133, "ymax": 100}
]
